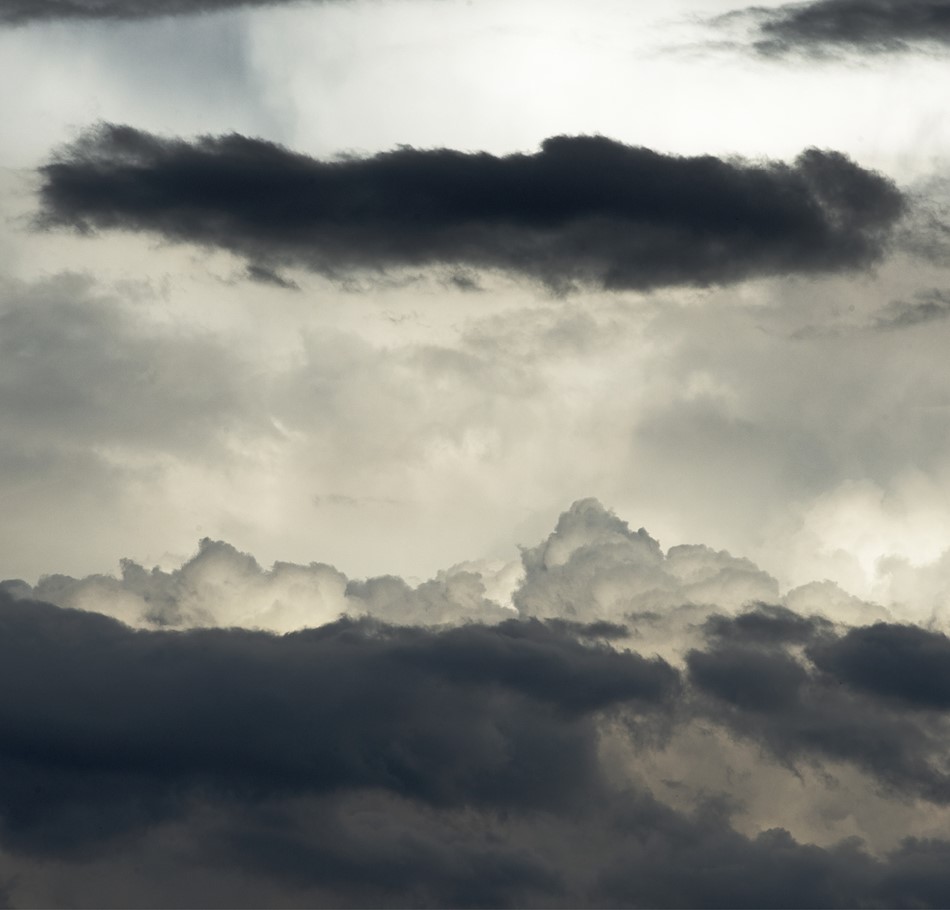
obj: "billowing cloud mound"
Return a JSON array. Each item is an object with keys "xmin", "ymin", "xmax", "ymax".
[
  {"xmin": 17, "ymin": 537, "xmax": 516, "ymax": 632},
  {"xmin": 0, "ymin": 0, "xmax": 313, "ymax": 24},
  {"xmin": 736, "ymin": 0, "xmax": 950, "ymax": 55},
  {"xmin": 4, "ymin": 499, "xmax": 784, "ymax": 634},
  {"xmin": 38, "ymin": 124, "xmax": 905, "ymax": 292},
  {"xmin": 7, "ymin": 499, "xmax": 950, "ymax": 905}
]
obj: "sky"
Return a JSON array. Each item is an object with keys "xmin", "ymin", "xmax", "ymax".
[{"xmin": 4, "ymin": 0, "xmax": 950, "ymax": 906}]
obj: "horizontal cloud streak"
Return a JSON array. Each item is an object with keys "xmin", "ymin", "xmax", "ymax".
[
  {"xmin": 38, "ymin": 124, "xmax": 905, "ymax": 291},
  {"xmin": 0, "ymin": 0, "xmax": 314, "ymax": 24},
  {"xmin": 737, "ymin": 0, "xmax": 950, "ymax": 55}
]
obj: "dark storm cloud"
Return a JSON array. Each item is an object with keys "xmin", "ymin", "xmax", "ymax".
[
  {"xmin": 0, "ymin": 0, "xmax": 312, "ymax": 24},
  {"xmin": 209, "ymin": 793, "xmax": 566, "ymax": 908},
  {"xmin": 809, "ymin": 622, "xmax": 950, "ymax": 709},
  {"xmin": 21, "ymin": 782, "xmax": 950, "ymax": 908},
  {"xmin": 38, "ymin": 124, "xmax": 905, "ymax": 292},
  {"xmin": 687, "ymin": 613, "xmax": 950, "ymax": 804},
  {"xmin": 688, "ymin": 642, "xmax": 811, "ymax": 712},
  {"xmin": 205, "ymin": 788, "xmax": 950, "ymax": 909},
  {"xmin": 0, "ymin": 592, "xmax": 676, "ymax": 853},
  {"xmin": 596, "ymin": 802, "xmax": 950, "ymax": 910},
  {"xmin": 736, "ymin": 0, "xmax": 950, "ymax": 56},
  {"xmin": 10, "ymin": 583, "xmax": 950, "ymax": 904},
  {"xmin": 596, "ymin": 798, "xmax": 875, "ymax": 909},
  {"xmin": 702, "ymin": 602, "xmax": 830, "ymax": 645}
]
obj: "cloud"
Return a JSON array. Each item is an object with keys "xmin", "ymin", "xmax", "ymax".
[
  {"xmin": 514, "ymin": 498, "xmax": 781, "ymax": 632},
  {"xmin": 8, "ymin": 500, "xmax": 950, "ymax": 903},
  {"xmin": 11, "ymin": 498, "xmax": 780, "ymax": 634},
  {"xmin": 872, "ymin": 289, "xmax": 950, "ymax": 330},
  {"xmin": 731, "ymin": 0, "xmax": 950, "ymax": 56},
  {"xmin": 0, "ymin": 592, "xmax": 676, "ymax": 851},
  {"xmin": 0, "ymin": 271, "xmax": 277, "ymax": 580},
  {"xmin": 687, "ymin": 615, "xmax": 950, "ymax": 805},
  {"xmin": 245, "ymin": 263, "xmax": 299, "ymax": 290},
  {"xmin": 702, "ymin": 602, "xmax": 832, "ymax": 645},
  {"xmin": 595, "ymin": 810, "xmax": 950, "ymax": 909},
  {"xmin": 38, "ymin": 124, "xmax": 905, "ymax": 292},
  {"xmin": 0, "ymin": 0, "xmax": 311, "ymax": 24},
  {"xmin": 17, "ymin": 537, "xmax": 517, "ymax": 631},
  {"xmin": 0, "ymin": 272, "xmax": 254, "ymax": 454},
  {"xmin": 809, "ymin": 622, "xmax": 950, "ymax": 709},
  {"xmin": 795, "ymin": 289, "xmax": 950, "ymax": 337}
]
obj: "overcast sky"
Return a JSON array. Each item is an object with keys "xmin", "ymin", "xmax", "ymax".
[{"xmin": 4, "ymin": 0, "xmax": 950, "ymax": 906}]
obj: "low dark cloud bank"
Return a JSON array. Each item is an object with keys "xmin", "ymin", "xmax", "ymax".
[
  {"xmin": 0, "ymin": 0, "xmax": 311, "ymax": 24},
  {"xmin": 38, "ymin": 124, "xmax": 905, "ymax": 291},
  {"xmin": 736, "ymin": 0, "xmax": 950, "ymax": 55},
  {"xmin": 688, "ymin": 625, "xmax": 950, "ymax": 806},
  {"xmin": 7, "ymin": 501, "xmax": 950, "ymax": 905},
  {"xmin": 0, "ymin": 599, "xmax": 676, "ymax": 854}
]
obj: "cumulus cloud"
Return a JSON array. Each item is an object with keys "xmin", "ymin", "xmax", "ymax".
[
  {"xmin": 515, "ymin": 499, "xmax": 780, "ymax": 626},
  {"xmin": 0, "ymin": 0, "xmax": 314, "ymax": 24},
  {"xmin": 37, "ymin": 124, "xmax": 905, "ymax": 292},
  {"xmin": 6, "ymin": 499, "xmax": 783, "ymax": 635},
  {"xmin": 8, "ymin": 501, "xmax": 950, "ymax": 905},
  {"xmin": 12, "ymin": 538, "xmax": 516, "ymax": 632},
  {"xmin": 727, "ymin": 0, "xmax": 950, "ymax": 56}
]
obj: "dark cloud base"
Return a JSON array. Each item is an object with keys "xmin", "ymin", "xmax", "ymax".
[
  {"xmin": 737, "ymin": 0, "xmax": 950, "ymax": 56},
  {"xmin": 0, "ymin": 0, "xmax": 309, "ymax": 24},
  {"xmin": 38, "ymin": 124, "xmax": 904, "ymax": 292},
  {"xmin": 7, "ymin": 495, "xmax": 950, "ymax": 907}
]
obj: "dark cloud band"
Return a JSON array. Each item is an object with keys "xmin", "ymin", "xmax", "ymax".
[
  {"xmin": 0, "ymin": 0, "xmax": 309, "ymax": 24},
  {"xmin": 0, "ymin": 594, "xmax": 677, "ymax": 853},
  {"xmin": 740, "ymin": 0, "xmax": 950, "ymax": 55},
  {"xmin": 6, "ymin": 588, "xmax": 950, "ymax": 905},
  {"xmin": 38, "ymin": 124, "xmax": 905, "ymax": 291}
]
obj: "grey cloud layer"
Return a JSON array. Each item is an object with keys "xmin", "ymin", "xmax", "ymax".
[
  {"xmin": 0, "ymin": 273, "xmax": 254, "ymax": 454},
  {"xmin": 873, "ymin": 289, "xmax": 950, "ymax": 330},
  {"xmin": 737, "ymin": 0, "xmax": 950, "ymax": 55},
  {"xmin": 38, "ymin": 124, "xmax": 905, "ymax": 291},
  {"xmin": 0, "ymin": 0, "xmax": 310, "ymax": 24},
  {"xmin": 7, "ymin": 500, "xmax": 950, "ymax": 905}
]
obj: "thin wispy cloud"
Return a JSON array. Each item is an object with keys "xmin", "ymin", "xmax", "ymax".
[{"xmin": 873, "ymin": 289, "xmax": 950, "ymax": 329}]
